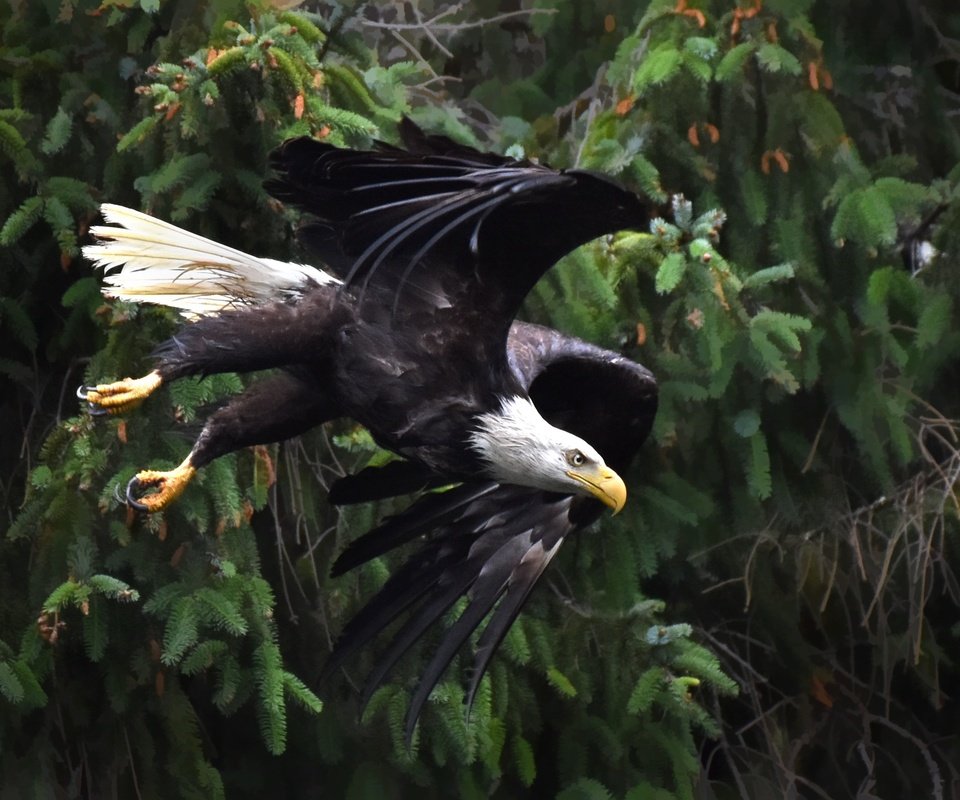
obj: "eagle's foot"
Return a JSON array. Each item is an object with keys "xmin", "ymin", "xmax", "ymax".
[
  {"xmin": 126, "ymin": 458, "xmax": 196, "ymax": 512},
  {"xmin": 79, "ymin": 370, "xmax": 162, "ymax": 416}
]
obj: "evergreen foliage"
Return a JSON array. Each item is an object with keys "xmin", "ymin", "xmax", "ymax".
[{"xmin": 3, "ymin": 1, "xmax": 960, "ymax": 798}]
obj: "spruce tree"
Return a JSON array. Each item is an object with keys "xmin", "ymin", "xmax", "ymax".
[{"xmin": 3, "ymin": 1, "xmax": 960, "ymax": 798}]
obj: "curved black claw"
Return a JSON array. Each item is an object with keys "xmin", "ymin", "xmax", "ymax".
[
  {"xmin": 77, "ymin": 384, "xmax": 109, "ymax": 416},
  {"xmin": 125, "ymin": 476, "xmax": 150, "ymax": 512}
]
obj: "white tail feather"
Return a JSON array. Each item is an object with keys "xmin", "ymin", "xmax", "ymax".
[{"xmin": 83, "ymin": 204, "xmax": 340, "ymax": 318}]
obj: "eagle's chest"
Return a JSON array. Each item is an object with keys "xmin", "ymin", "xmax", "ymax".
[{"xmin": 331, "ymin": 318, "xmax": 502, "ymax": 451}]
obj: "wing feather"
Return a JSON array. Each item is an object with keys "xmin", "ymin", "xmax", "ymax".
[
  {"xmin": 326, "ymin": 461, "xmax": 444, "ymax": 506},
  {"xmin": 356, "ymin": 553, "xmax": 489, "ymax": 712},
  {"xmin": 463, "ymin": 534, "xmax": 563, "ymax": 712},
  {"xmin": 329, "ymin": 481, "xmax": 498, "ymax": 577},
  {"xmin": 265, "ymin": 119, "xmax": 650, "ymax": 332},
  {"xmin": 319, "ymin": 543, "xmax": 463, "ymax": 686},
  {"xmin": 403, "ymin": 527, "xmax": 552, "ymax": 741}
]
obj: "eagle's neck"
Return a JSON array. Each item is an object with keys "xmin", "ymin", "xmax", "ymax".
[{"xmin": 468, "ymin": 396, "xmax": 563, "ymax": 488}]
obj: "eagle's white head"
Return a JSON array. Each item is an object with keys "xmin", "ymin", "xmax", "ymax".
[{"xmin": 469, "ymin": 396, "xmax": 627, "ymax": 512}]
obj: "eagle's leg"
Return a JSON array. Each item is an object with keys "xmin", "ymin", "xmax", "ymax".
[
  {"xmin": 125, "ymin": 370, "xmax": 334, "ymax": 512},
  {"xmin": 81, "ymin": 293, "xmax": 337, "ymax": 417}
]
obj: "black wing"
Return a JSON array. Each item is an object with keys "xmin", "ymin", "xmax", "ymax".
[
  {"xmin": 265, "ymin": 119, "xmax": 650, "ymax": 334},
  {"xmin": 322, "ymin": 322, "xmax": 657, "ymax": 739}
]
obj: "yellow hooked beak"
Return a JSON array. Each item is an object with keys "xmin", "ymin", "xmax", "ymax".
[{"xmin": 566, "ymin": 464, "xmax": 627, "ymax": 514}]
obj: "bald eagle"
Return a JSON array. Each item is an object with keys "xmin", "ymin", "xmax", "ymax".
[{"xmin": 81, "ymin": 120, "xmax": 658, "ymax": 736}]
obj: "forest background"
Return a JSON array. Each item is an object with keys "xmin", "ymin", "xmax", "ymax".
[{"xmin": 2, "ymin": 1, "xmax": 960, "ymax": 798}]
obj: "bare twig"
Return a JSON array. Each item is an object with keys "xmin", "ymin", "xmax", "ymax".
[
  {"xmin": 388, "ymin": 30, "xmax": 440, "ymax": 78},
  {"xmin": 360, "ymin": 6, "xmax": 557, "ymax": 34},
  {"xmin": 123, "ymin": 723, "xmax": 144, "ymax": 800}
]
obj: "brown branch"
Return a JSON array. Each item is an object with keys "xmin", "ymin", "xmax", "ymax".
[{"xmin": 360, "ymin": 6, "xmax": 557, "ymax": 34}]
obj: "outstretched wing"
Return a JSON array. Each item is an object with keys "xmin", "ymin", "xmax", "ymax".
[
  {"xmin": 323, "ymin": 322, "xmax": 657, "ymax": 739},
  {"xmin": 265, "ymin": 119, "xmax": 650, "ymax": 332}
]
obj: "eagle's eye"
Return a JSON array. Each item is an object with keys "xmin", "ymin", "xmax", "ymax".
[{"xmin": 566, "ymin": 449, "xmax": 587, "ymax": 467}]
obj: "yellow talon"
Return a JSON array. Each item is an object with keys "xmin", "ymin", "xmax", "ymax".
[
  {"xmin": 126, "ymin": 457, "xmax": 196, "ymax": 512},
  {"xmin": 83, "ymin": 370, "xmax": 162, "ymax": 415}
]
